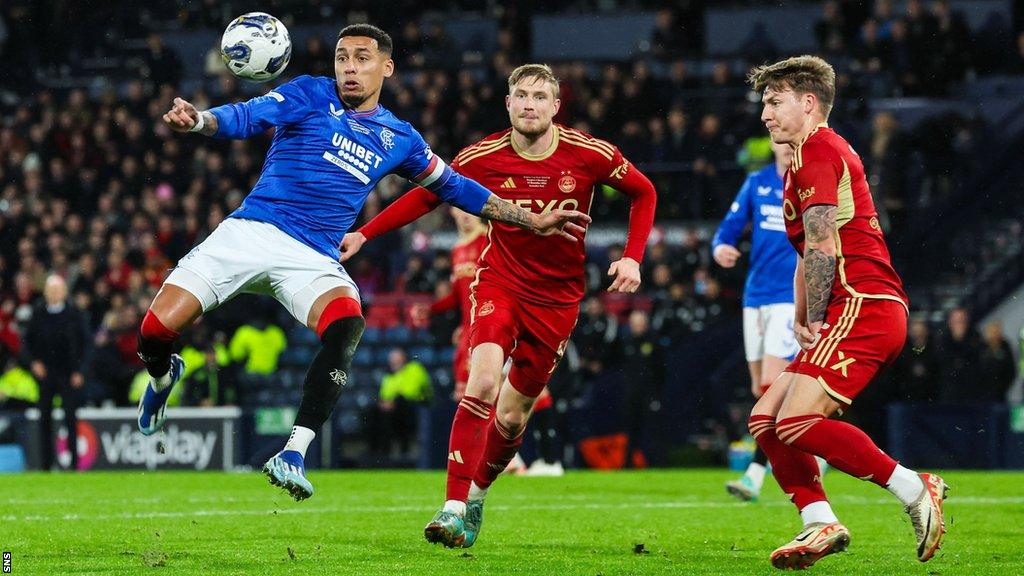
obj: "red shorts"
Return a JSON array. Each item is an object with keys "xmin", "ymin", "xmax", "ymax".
[
  {"xmin": 786, "ymin": 297, "xmax": 907, "ymax": 407},
  {"xmin": 468, "ymin": 282, "xmax": 578, "ymax": 398}
]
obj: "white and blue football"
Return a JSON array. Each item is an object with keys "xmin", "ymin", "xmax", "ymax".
[{"xmin": 221, "ymin": 12, "xmax": 291, "ymax": 82}]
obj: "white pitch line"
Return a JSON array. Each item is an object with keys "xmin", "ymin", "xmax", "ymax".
[{"xmin": 1, "ymin": 496, "xmax": 1017, "ymax": 523}]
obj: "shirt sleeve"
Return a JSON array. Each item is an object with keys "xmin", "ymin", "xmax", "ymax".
[
  {"xmin": 712, "ymin": 173, "xmax": 755, "ymax": 250},
  {"xmin": 210, "ymin": 75, "xmax": 316, "ymax": 139},
  {"xmin": 598, "ymin": 148, "xmax": 657, "ymax": 263},
  {"xmin": 358, "ymin": 186, "xmax": 444, "ymax": 241},
  {"xmin": 792, "ymin": 148, "xmax": 840, "ymax": 210},
  {"xmin": 429, "ymin": 289, "xmax": 459, "ymax": 315},
  {"xmin": 394, "ymin": 131, "xmax": 490, "ymax": 216}
]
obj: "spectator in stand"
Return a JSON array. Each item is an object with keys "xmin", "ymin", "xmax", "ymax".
[
  {"xmin": 574, "ymin": 296, "xmax": 620, "ymax": 377},
  {"xmin": 931, "ymin": 0, "xmax": 973, "ymax": 88},
  {"xmin": 22, "ymin": 275, "xmax": 90, "ymax": 471},
  {"xmin": 0, "ymin": 363, "xmax": 38, "ymax": 410},
  {"xmin": 401, "ymin": 254, "xmax": 437, "ymax": 294},
  {"xmin": 650, "ymin": 8, "xmax": 686, "ymax": 61},
  {"xmin": 621, "ymin": 310, "xmax": 665, "ymax": 468},
  {"xmin": 229, "ymin": 317, "xmax": 287, "ymax": 377},
  {"xmin": 368, "ymin": 348, "xmax": 433, "ymax": 458},
  {"xmin": 181, "ymin": 324, "xmax": 231, "ymax": 407},
  {"xmin": 977, "ymin": 321, "xmax": 1015, "ymax": 403},
  {"xmin": 893, "ymin": 317, "xmax": 940, "ymax": 402},
  {"xmin": 142, "ymin": 33, "xmax": 182, "ymax": 87},
  {"xmin": 815, "ymin": 1, "xmax": 848, "ymax": 56},
  {"xmin": 936, "ymin": 307, "xmax": 980, "ymax": 402}
]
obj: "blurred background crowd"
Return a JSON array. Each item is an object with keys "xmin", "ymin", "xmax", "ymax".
[{"xmin": 1, "ymin": 0, "xmax": 1022, "ymax": 468}]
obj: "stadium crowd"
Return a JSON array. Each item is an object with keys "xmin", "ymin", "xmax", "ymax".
[{"xmin": 0, "ymin": 1, "xmax": 1021, "ymax": 464}]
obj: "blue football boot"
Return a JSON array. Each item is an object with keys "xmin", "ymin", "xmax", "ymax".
[
  {"xmin": 263, "ymin": 450, "xmax": 314, "ymax": 501},
  {"xmin": 137, "ymin": 354, "xmax": 185, "ymax": 436}
]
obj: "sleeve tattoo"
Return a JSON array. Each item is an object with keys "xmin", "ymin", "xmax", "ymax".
[
  {"xmin": 803, "ymin": 204, "xmax": 837, "ymax": 324},
  {"xmin": 480, "ymin": 193, "xmax": 535, "ymax": 231},
  {"xmin": 197, "ymin": 111, "xmax": 219, "ymax": 136}
]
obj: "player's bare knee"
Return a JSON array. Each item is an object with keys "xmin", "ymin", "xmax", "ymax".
[
  {"xmin": 467, "ymin": 369, "xmax": 502, "ymax": 398},
  {"xmin": 495, "ymin": 405, "xmax": 528, "ymax": 437},
  {"xmin": 149, "ymin": 285, "xmax": 203, "ymax": 332}
]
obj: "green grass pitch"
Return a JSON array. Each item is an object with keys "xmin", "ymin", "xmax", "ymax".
[{"xmin": 1, "ymin": 469, "xmax": 1021, "ymax": 575}]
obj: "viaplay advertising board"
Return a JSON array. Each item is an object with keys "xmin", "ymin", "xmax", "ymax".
[{"xmin": 22, "ymin": 407, "xmax": 241, "ymax": 471}]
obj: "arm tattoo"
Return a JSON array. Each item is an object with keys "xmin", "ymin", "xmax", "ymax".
[
  {"xmin": 480, "ymin": 193, "xmax": 535, "ymax": 231},
  {"xmin": 198, "ymin": 111, "xmax": 218, "ymax": 137},
  {"xmin": 803, "ymin": 205, "xmax": 837, "ymax": 324}
]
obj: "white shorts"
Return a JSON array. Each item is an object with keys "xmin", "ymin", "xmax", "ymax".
[
  {"xmin": 165, "ymin": 218, "xmax": 358, "ymax": 325},
  {"xmin": 742, "ymin": 303, "xmax": 799, "ymax": 362}
]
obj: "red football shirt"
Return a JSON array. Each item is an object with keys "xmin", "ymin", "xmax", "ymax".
[
  {"xmin": 452, "ymin": 125, "xmax": 636, "ymax": 307},
  {"xmin": 783, "ymin": 124, "xmax": 908, "ymax": 308},
  {"xmin": 432, "ymin": 231, "xmax": 487, "ymax": 324}
]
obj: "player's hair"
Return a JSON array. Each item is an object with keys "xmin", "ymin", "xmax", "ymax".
[
  {"xmin": 747, "ymin": 55, "xmax": 836, "ymax": 117},
  {"xmin": 507, "ymin": 63, "xmax": 560, "ymax": 99},
  {"xmin": 337, "ymin": 24, "xmax": 393, "ymax": 56}
]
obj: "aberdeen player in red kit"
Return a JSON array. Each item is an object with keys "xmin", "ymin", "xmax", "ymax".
[
  {"xmin": 342, "ymin": 64, "xmax": 656, "ymax": 548},
  {"xmin": 432, "ymin": 209, "xmax": 488, "ymax": 398},
  {"xmin": 365, "ymin": 208, "xmax": 487, "ymax": 398},
  {"xmin": 746, "ymin": 56, "xmax": 947, "ymax": 570}
]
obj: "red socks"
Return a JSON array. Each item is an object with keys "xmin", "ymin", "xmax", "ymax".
[
  {"xmin": 139, "ymin": 310, "xmax": 179, "ymax": 377},
  {"xmin": 749, "ymin": 415, "xmax": 828, "ymax": 509},
  {"xmin": 780, "ymin": 416, "xmax": 898, "ymax": 485},
  {"xmin": 472, "ymin": 417, "xmax": 524, "ymax": 491},
  {"xmin": 316, "ymin": 297, "xmax": 362, "ymax": 338},
  {"xmin": 445, "ymin": 395, "xmax": 494, "ymax": 502}
]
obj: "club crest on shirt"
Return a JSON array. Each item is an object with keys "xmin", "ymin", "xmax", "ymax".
[
  {"xmin": 558, "ymin": 171, "xmax": 577, "ymax": 193},
  {"xmin": 379, "ymin": 127, "xmax": 395, "ymax": 150},
  {"xmin": 478, "ymin": 301, "xmax": 495, "ymax": 317}
]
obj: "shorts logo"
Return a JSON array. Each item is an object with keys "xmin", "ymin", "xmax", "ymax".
[
  {"xmin": 829, "ymin": 351, "xmax": 856, "ymax": 377},
  {"xmin": 329, "ymin": 369, "xmax": 348, "ymax": 386},
  {"xmin": 558, "ymin": 171, "xmax": 577, "ymax": 193},
  {"xmin": 869, "ymin": 216, "xmax": 881, "ymax": 230},
  {"xmin": 478, "ymin": 301, "xmax": 495, "ymax": 317},
  {"xmin": 783, "ymin": 198, "xmax": 798, "ymax": 221}
]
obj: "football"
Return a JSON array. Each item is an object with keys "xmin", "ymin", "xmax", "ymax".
[{"xmin": 220, "ymin": 12, "xmax": 292, "ymax": 82}]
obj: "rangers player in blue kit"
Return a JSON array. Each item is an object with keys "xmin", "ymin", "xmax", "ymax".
[
  {"xmin": 139, "ymin": 24, "xmax": 589, "ymax": 500},
  {"xmin": 712, "ymin": 142, "xmax": 799, "ymax": 501}
]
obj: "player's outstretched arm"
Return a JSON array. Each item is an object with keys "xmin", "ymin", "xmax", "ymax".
[
  {"xmin": 340, "ymin": 186, "xmax": 445, "ymax": 262},
  {"xmin": 479, "ymin": 193, "xmax": 591, "ymax": 241},
  {"xmin": 162, "ymin": 97, "xmax": 219, "ymax": 136}
]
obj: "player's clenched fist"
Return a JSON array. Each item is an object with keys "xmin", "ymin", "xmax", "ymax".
[
  {"xmin": 713, "ymin": 244, "xmax": 742, "ymax": 268},
  {"xmin": 163, "ymin": 97, "xmax": 200, "ymax": 132}
]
